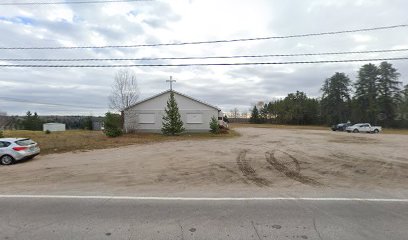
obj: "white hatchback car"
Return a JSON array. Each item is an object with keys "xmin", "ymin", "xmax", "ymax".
[{"xmin": 0, "ymin": 138, "xmax": 40, "ymax": 165}]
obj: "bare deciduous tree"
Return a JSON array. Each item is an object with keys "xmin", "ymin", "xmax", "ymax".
[
  {"xmin": 231, "ymin": 108, "xmax": 240, "ymax": 118},
  {"xmin": 0, "ymin": 111, "xmax": 8, "ymax": 130},
  {"xmin": 241, "ymin": 111, "xmax": 249, "ymax": 118},
  {"xmin": 109, "ymin": 69, "xmax": 140, "ymax": 112},
  {"xmin": 256, "ymin": 101, "xmax": 265, "ymax": 109}
]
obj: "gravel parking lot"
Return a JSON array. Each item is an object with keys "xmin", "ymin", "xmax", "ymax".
[{"xmin": 1, "ymin": 127, "xmax": 407, "ymax": 197}]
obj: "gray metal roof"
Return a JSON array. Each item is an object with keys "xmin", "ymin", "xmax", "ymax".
[{"xmin": 123, "ymin": 90, "xmax": 221, "ymax": 111}]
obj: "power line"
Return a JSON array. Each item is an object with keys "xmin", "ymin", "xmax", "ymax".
[
  {"xmin": 0, "ymin": 97, "xmax": 106, "ymax": 109},
  {"xmin": 2, "ymin": 48, "xmax": 408, "ymax": 62},
  {"xmin": 1, "ymin": 24, "xmax": 407, "ymax": 50},
  {"xmin": 0, "ymin": 57, "xmax": 407, "ymax": 67},
  {"xmin": 0, "ymin": 0, "xmax": 151, "ymax": 6}
]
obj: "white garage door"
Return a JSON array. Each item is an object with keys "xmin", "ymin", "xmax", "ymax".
[
  {"xmin": 187, "ymin": 113, "xmax": 203, "ymax": 123},
  {"xmin": 139, "ymin": 113, "xmax": 155, "ymax": 123}
]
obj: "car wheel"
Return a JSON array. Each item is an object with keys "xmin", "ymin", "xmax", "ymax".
[
  {"xmin": 353, "ymin": 129, "xmax": 359, "ymax": 133},
  {"xmin": 373, "ymin": 129, "xmax": 379, "ymax": 134},
  {"xmin": 0, "ymin": 155, "xmax": 15, "ymax": 165}
]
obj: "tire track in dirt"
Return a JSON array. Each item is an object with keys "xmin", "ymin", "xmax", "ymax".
[
  {"xmin": 265, "ymin": 150, "xmax": 321, "ymax": 186},
  {"xmin": 328, "ymin": 152, "xmax": 408, "ymax": 184},
  {"xmin": 236, "ymin": 150, "xmax": 270, "ymax": 187}
]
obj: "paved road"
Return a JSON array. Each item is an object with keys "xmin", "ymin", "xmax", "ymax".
[{"xmin": 1, "ymin": 197, "xmax": 407, "ymax": 240}]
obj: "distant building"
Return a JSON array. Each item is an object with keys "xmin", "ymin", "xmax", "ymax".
[
  {"xmin": 92, "ymin": 119, "xmax": 104, "ymax": 131},
  {"xmin": 43, "ymin": 123, "xmax": 66, "ymax": 132},
  {"xmin": 123, "ymin": 90, "xmax": 224, "ymax": 133}
]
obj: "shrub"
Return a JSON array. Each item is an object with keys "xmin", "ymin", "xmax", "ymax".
[
  {"xmin": 81, "ymin": 116, "xmax": 93, "ymax": 130},
  {"xmin": 103, "ymin": 112, "xmax": 123, "ymax": 137},
  {"xmin": 209, "ymin": 116, "xmax": 220, "ymax": 134},
  {"xmin": 45, "ymin": 130, "xmax": 51, "ymax": 134},
  {"xmin": 0, "ymin": 130, "xmax": 3, "ymax": 138}
]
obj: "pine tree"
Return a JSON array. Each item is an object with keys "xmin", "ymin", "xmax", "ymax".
[
  {"xmin": 398, "ymin": 84, "xmax": 408, "ymax": 128},
  {"xmin": 249, "ymin": 106, "xmax": 260, "ymax": 123},
  {"xmin": 22, "ymin": 111, "xmax": 33, "ymax": 130},
  {"xmin": 21, "ymin": 111, "xmax": 42, "ymax": 131},
  {"xmin": 320, "ymin": 72, "xmax": 351, "ymax": 125},
  {"xmin": 259, "ymin": 103, "xmax": 269, "ymax": 123},
  {"xmin": 32, "ymin": 112, "xmax": 42, "ymax": 131},
  {"xmin": 353, "ymin": 63, "xmax": 379, "ymax": 123},
  {"xmin": 161, "ymin": 91, "xmax": 185, "ymax": 135},
  {"xmin": 209, "ymin": 116, "xmax": 220, "ymax": 134},
  {"xmin": 402, "ymin": 84, "xmax": 408, "ymax": 104},
  {"xmin": 377, "ymin": 61, "xmax": 402, "ymax": 127}
]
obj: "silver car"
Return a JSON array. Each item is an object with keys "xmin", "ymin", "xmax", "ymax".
[{"xmin": 0, "ymin": 138, "xmax": 40, "ymax": 165}]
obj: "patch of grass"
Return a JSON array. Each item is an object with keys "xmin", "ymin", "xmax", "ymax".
[
  {"xmin": 382, "ymin": 128, "xmax": 408, "ymax": 135},
  {"xmin": 2, "ymin": 129, "xmax": 240, "ymax": 155},
  {"xmin": 230, "ymin": 123, "xmax": 328, "ymax": 131}
]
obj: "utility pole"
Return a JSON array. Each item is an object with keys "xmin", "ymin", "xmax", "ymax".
[{"xmin": 166, "ymin": 76, "xmax": 176, "ymax": 91}]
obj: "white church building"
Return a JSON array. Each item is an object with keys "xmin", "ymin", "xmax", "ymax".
[{"xmin": 123, "ymin": 90, "xmax": 226, "ymax": 133}]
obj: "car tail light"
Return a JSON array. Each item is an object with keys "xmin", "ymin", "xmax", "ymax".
[{"xmin": 12, "ymin": 146, "xmax": 28, "ymax": 151}]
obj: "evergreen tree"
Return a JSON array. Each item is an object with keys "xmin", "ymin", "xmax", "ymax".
[
  {"xmin": 320, "ymin": 72, "xmax": 351, "ymax": 125},
  {"xmin": 22, "ymin": 111, "xmax": 33, "ymax": 130},
  {"xmin": 267, "ymin": 92, "xmax": 320, "ymax": 125},
  {"xmin": 259, "ymin": 103, "xmax": 269, "ymax": 123},
  {"xmin": 32, "ymin": 112, "xmax": 42, "ymax": 130},
  {"xmin": 398, "ymin": 84, "xmax": 408, "ymax": 128},
  {"xmin": 266, "ymin": 102, "xmax": 275, "ymax": 121},
  {"xmin": 402, "ymin": 84, "xmax": 408, "ymax": 107},
  {"xmin": 353, "ymin": 63, "xmax": 379, "ymax": 124},
  {"xmin": 249, "ymin": 105, "xmax": 261, "ymax": 123},
  {"xmin": 377, "ymin": 61, "xmax": 402, "ymax": 127},
  {"xmin": 161, "ymin": 91, "xmax": 185, "ymax": 135},
  {"xmin": 21, "ymin": 111, "xmax": 42, "ymax": 131},
  {"xmin": 209, "ymin": 116, "xmax": 220, "ymax": 133}
]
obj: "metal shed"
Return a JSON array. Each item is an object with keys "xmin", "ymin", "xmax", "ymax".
[{"xmin": 43, "ymin": 123, "xmax": 66, "ymax": 132}]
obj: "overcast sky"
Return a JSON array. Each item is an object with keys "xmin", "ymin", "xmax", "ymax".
[{"xmin": 0, "ymin": 0, "xmax": 407, "ymax": 116}]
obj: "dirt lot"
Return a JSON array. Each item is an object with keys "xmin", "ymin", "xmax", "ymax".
[{"xmin": 1, "ymin": 127, "xmax": 408, "ymax": 197}]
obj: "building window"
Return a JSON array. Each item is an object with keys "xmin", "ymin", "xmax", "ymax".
[
  {"xmin": 138, "ymin": 114, "xmax": 155, "ymax": 124},
  {"xmin": 186, "ymin": 113, "xmax": 203, "ymax": 123}
]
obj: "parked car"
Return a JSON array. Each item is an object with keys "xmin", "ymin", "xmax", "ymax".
[
  {"xmin": 0, "ymin": 138, "xmax": 40, "ymax": 165},
  {"xmin": 331, "ymin": 123, "xmax": 352, "ymax": 131},
  {"xmin": 346, "ymin": 123, "xmax": 382, "ymax": 133}
]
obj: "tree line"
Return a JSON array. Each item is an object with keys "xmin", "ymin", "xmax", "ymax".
[
  {"xmin": 249, "ymin": 61, "xmax": 408, "ymax": 128},
  {"xmin": 11, "ymin": 111, "xmax": 96, "ymax": 131}
]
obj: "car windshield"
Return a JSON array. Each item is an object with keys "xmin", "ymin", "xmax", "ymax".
[{"xmin": 15, "ymin": 139, "xmax": 35, "ymax": 146}]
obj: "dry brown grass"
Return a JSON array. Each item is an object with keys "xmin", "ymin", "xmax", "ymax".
[
  {"xmin": 3, "ymin": 130, "xmax": 240, "ymax": 155},
  {"xmin": 381, "ymin": 128, "xmax": 408, "ymax": 135}
]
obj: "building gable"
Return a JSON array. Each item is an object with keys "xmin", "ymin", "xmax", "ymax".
[{"xmin": 125, "ymin": 90, "xmax": 220, "ymax": 112}]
